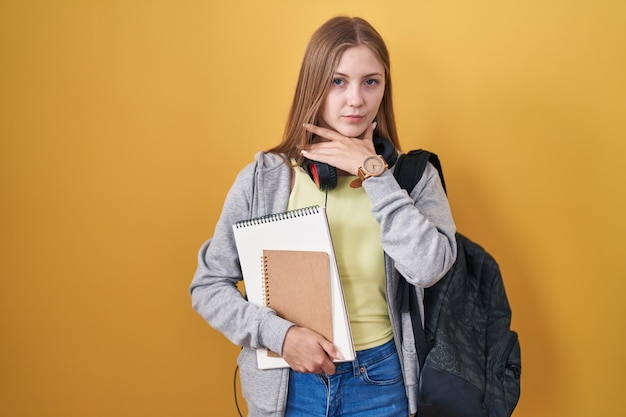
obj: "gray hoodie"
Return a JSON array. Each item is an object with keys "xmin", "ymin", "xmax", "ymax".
[{"xmin": 190, "ymin": 151, "xmax": 457, "ymax": 416}]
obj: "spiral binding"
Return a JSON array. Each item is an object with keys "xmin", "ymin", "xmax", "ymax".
[
  {"xmin": 233, "ymin": 205, "xmax": 320, "ymax": 228},
  {"xmin": 261, "ymin": 255, "xmax": 270, "ymax": 306}
]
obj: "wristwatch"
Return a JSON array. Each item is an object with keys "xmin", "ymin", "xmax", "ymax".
[{"xmin": 350, "ymin": 155, "xmax": 388, "ymax": 188}]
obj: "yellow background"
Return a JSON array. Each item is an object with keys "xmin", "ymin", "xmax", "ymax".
[{"xmin": 1, "ymin": 0, "xmax": 625, "ymax": 416}]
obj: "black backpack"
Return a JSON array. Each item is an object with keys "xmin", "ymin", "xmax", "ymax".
[{"xmin": 394, "ymin": 150, "xmax": 522, "ymax": 417}]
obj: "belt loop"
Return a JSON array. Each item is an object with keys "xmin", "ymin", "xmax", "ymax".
[{"xmin": 351, "ymin": 352, "xmax": 361, "ymax": 376}]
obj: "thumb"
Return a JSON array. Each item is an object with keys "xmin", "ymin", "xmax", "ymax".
[{"xmin": 320, "ymin": 339, "xmax": 345, "ymax": 361}]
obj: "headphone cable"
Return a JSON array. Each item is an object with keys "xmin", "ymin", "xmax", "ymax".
[
  {"xmin": 234, "ymin": 365, "xmax": 243, "ymax": 417},
  {"xmin": 324, "ymin": 183, "xmax": 329, "ymax": 207}
]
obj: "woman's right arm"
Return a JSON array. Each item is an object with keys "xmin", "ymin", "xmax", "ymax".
[{"xmin": 189, "ymin": 163, "xmax": 293, "ymax": 355}]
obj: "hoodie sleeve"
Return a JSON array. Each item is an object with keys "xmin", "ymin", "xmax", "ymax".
[{"xmin": 363, "ymin": 162, "xmax": 457, "ymax": 288}]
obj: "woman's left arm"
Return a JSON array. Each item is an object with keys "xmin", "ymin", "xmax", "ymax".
[{"xmin": 364, "ymin": 162, "xmax": 457, "ymax": 288}]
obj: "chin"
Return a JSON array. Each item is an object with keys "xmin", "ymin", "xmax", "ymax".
[{"xmin": 337, "ymin": 126, "xmax": 368, "ymax": 138}]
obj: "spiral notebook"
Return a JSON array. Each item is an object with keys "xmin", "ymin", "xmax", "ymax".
[
  {"xmin": 232, "ymin": 206, "xmax": 355, "ymax": 369},
  {"xmin": 261, "ymin": 250, "xmax": 333, "ymax": 358}
]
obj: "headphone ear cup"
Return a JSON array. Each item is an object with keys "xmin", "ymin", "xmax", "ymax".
[
  {"xmin": 304, "ymin": 160, "xmax": 338, "ymax": 190},
  {"xmin": 374, "ymin": 136, "xmax": 398, "ymax": 167}
]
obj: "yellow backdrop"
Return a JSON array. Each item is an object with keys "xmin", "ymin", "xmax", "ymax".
[{"xmin": 1, "ymin": 1, "xmax": 625, "ymax": 416}]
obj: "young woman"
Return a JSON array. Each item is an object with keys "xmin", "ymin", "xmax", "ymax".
[{"xmin": 190, "ymin": 16, "xmax": 457, "ymax": 417}]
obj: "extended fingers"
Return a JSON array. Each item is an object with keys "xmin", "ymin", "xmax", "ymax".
[
  {"xmin": 303, "ymin": 122, "xmax": 377, "ymax": 142},
  {"xmin": 303, "ymin": 123, "xmax": 346, "ymax": 142},
  {"xmin": 301, "ymin": 123, "xmax": 378, "ymax": 175}
]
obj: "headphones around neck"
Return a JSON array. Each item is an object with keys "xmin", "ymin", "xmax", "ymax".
[{"xmin": 302, "ymin": 136, "xmax": 398, "ymax": 190}]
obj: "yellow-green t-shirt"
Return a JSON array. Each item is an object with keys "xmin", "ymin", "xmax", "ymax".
[{"xmin": 287, "ymin": 165, "xmax": 393, "ymax": 350}]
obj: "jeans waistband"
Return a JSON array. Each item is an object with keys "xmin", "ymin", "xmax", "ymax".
[{"xmin": 332, "ymin": 338, "xmax": 397, "ymax": 377}]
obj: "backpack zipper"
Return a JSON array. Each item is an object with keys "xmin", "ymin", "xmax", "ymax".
[{"xmin": 498, "ymin": 331, "xmax": 521, "ymax": 379}]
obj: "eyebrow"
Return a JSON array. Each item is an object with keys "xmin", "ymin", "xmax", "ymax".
[{"xmin": 334, "ymin": 72, "xmax": 384, "ymax": 78}]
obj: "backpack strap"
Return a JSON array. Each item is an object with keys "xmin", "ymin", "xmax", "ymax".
[
  {"xmin": 393, "ymin": 149, "xmax": 447, "ymax": 368},
  {"xmin": 400, "ymin": 273, "xmax": 430, "ymax": 369},
  {"xmin": 395, "ymin": 149, "xmax": 447, "ymax": 195}
]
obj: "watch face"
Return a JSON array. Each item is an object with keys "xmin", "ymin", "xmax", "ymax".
[{"xmin": 363, "ymin": 155, "xmax": 386, "ymax": 175}]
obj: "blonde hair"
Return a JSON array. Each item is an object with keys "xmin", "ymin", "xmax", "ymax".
[{"xmin": 268, "ymin": 16, "xmax": 399, "ymax": 162}]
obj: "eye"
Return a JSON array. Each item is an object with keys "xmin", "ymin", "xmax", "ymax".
[
  {"xmin": 364, "ymin": 79, "xmax": 379, "ymax": 86},
  {"xmin": 332, "ymin": 78, "xmax": 345, "ymax": 86}
]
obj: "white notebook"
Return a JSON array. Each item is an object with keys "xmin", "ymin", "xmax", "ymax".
[{"xmin": 232, "ymin": 206, "xmax": 355, "ymax": 369}]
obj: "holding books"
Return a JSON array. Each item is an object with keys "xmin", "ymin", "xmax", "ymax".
[{"xmin": 232, "ymin": 207, "xmax": 355, "ymax": 369}]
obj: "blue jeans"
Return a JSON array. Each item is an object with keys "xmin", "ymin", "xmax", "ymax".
[{"xmin": 285, "ymin": 339, "xmax": 408, "ymax": 417}]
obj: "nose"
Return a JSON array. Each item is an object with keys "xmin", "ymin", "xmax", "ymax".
[{"xmin": 346, "ymin": 85, "xmax": 364, "ymax": 107}]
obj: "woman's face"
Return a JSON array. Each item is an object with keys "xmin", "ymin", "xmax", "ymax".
[{"xmin": 319, "ymin": 45, "xmax": 386, "ymax": 139}]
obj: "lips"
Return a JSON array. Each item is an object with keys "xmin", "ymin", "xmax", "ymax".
[{"xmin": 344, "ymin": 114, "xmax": 365, "ymax": 122}]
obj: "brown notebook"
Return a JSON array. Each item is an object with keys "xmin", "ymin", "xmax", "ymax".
[{"xmin": 262, "ymin": 249, "xmax": 333, "ymax": 357}]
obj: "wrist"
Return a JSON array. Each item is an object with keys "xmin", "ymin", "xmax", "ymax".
[{"xmin": 350, "ymin": 155, "xmax": 388, "ymax": 188}]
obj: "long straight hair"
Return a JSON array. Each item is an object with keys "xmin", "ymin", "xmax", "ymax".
[{"xmin": 268, "ymin": 16, "xmax": 399, "ymax": 162}]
